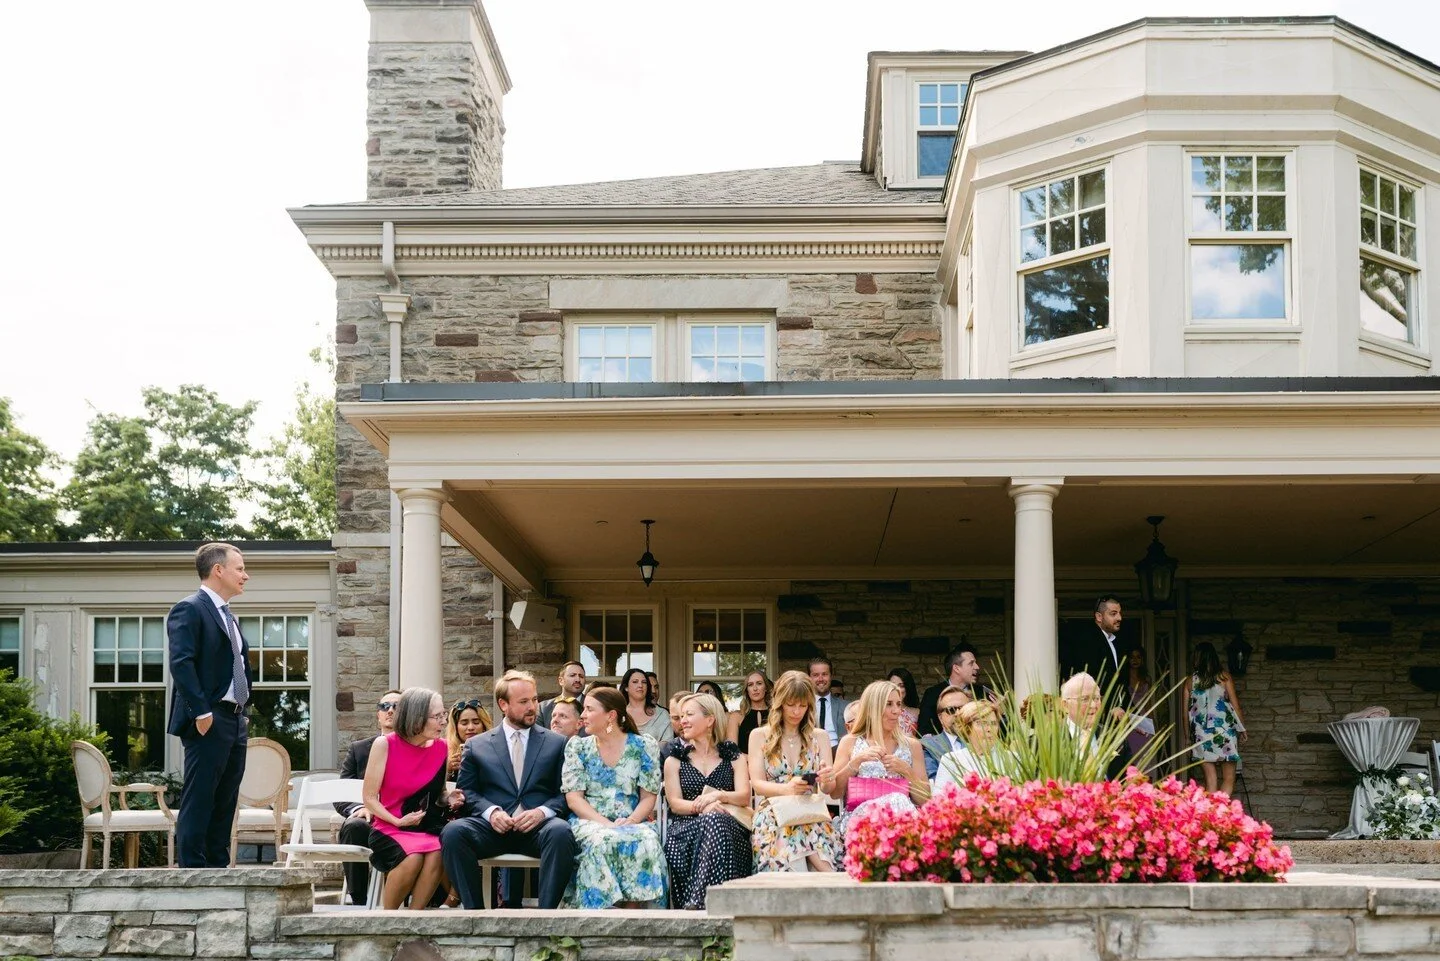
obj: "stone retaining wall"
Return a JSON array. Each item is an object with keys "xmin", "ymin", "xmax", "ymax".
[
  {"xmin": 0, "ymin": 869, "xmax": 730, "ymax": 961},
  {"xmin": 708, "ymin": 872, "xmax": 1440, "ymax": 961}
]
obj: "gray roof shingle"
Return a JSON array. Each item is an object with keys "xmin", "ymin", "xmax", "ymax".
[{"xmin": 336, "ymin": 163, "xmax": 940, "ymax": 208}]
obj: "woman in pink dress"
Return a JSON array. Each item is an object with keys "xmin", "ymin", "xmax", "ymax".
[{"xmin": 363, "ymin": 686, "xmax": 456, "ymax": 909}]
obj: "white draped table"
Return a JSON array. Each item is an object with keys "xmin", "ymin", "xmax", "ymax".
[{"xmin": 1327, "ymin": 716, "xmax": 1420, "ymax": 839}]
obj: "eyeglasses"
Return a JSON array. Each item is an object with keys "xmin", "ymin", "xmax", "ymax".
[
  {"xmin": 452, "ymin": 698, "xmax": 483, "ymax": 712},
  {"xmin": 427, "ymin": 711, "xmax": 448, "ymax": 722},
  {"xmin": 939, "ymin": 705, "xmax": 966, "ymax": 716},
  {"xmin": 378, "ymin": 701, "xmax": 397, "ymax": 712},
  {"xmin": 1066, "ymin": 695, "xmax": 1103, "ymax": 704}
]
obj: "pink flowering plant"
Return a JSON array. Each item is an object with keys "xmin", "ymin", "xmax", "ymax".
[{"xmin": 845, "ymin": 771, "xmax": 1293, "ymax": 883}]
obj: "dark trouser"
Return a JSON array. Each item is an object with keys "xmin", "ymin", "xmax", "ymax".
[
  {"xmin": 338, "ymin": 816, "xmax": 372, "ymax": 904},
  {"xmin": 177, "ymin": 711, "xmax": 248, "ymax": 867},
  {"xmin": 441, "ymin": 816, "xmax": 575, "ymax": 909}
]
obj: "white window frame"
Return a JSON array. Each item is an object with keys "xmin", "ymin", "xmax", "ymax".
[
  {"xmin": 1185, "ymin": 150, "xmax": 1296, "ymax": 329},
  {"xmin": 572, "ymin": 604, "xmax": 663, "ymax": 683},
  {"xmin": 564, "ymin": 313, "xmax": 776, "ymax": 382},
  {"xmin": 88, "ymin": 611, "xmax": 172, "ymax": 773},
  {"xmin": 1013, "ymin": 162, "xmax": 1113, "ymax": 354},
  {"xmin": 1357, "ymin": 162, "xmax": 1424, "ymax": 352},
  {"xmin": 686, "ymin": 602, "xmax": 776, "ymax": 711},
  {"xmin": 235, "ymin": 612, "xmax": 316, "ymax": 771},
  {"xmin": 914, "ymin": 80, "xmax": 966, "ymax": 182},
  {"xmin": 0, "ymin": 613, "xmax": 22, "ymax": 679}
]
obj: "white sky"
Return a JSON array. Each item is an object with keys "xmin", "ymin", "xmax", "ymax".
[{"xmin": 2, "ymin": 0, "xmax": 1437, "ymax": 461}]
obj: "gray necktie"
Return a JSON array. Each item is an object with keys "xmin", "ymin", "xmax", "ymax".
[
  {"xmin": 219, "ymin": 604, "xmax": 249, "ymax": 707},
  {"xmin": 511, "ymin": 731, "xmax": 525, "ymax": 787}
]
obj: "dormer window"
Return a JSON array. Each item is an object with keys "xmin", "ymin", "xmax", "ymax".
[{"xmin": 916, "ymin": 82, "xmax": 964, "ymax": 179}]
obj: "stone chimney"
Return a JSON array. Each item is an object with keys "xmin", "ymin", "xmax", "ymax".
[{"xmin": 364, "ymin": 0, "xmax": 510, "ymax": 199}]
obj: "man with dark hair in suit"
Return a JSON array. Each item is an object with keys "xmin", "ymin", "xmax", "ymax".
[
  {"xmin": 334, "ymin": 689, "xmax": 401, "ymax": 903},
  {"xmin": 808, "ymin": 656, "xmax": 848, "ymax": 748},
  {"xmin": 441, "ymin": 670, "xmax": 576, "ymax": 909},
  {"xmin": 536, "ymin": 661, "xmax": 585, "ymax": 729},
  {"xmin": 167, "ymin": 542, "xmax": 253, "ymax": 867},
  {"xmin": 918, "ymin": 643, "xmax": 990, "ymax": 736},
  {"xmin": 1064, "ymin": 595, "xmax": 1126, "ymax": 686}
]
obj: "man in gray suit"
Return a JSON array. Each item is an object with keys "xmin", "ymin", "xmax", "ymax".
[
  {"xmin": 441, "ymin": 670, "xmax": 575, "ymax": 909},
  {"xmin": 808, "ymin": 656, "xmax": 848, "ymax": 748},
  {"xmin": 536, "ymin": 660, "xmax": 586, "ymax": 729}
]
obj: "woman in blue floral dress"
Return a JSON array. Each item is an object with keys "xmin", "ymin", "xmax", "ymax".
[
  {"xmin": 1188, "ymin": 642, "xmax": 1248, "ymax": 797},
  {"xmin": 562, "ymin": 687, "xmax": 667, "ymax": 908}
]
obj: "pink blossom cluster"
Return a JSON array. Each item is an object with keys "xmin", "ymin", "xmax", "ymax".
[{"xmin": 844, "ymin": 771, "xmax": 1293, "ymax": 884}]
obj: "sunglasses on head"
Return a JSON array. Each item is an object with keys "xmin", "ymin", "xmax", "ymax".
[
  {"xmin": 452, "ymin": 698, "xmax": 483, "ymax": 712},
  {"xmin": 378, "ymin": 701, "xmax": 397, "ymax": 712}
]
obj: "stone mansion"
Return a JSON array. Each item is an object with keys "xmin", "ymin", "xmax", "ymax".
[{"xmin": 5, "ymin": 3, "xmax": 1439, "ymax": 838}]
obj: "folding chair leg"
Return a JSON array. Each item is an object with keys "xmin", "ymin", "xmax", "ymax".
[{"xmin": 366, "ymin": 869, "xmax": 385, "ymax": 909}]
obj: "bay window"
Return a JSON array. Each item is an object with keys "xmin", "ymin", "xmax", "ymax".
[
  {"xmin": 1358, "ymin": 166, "xmax": 1421, "ymax": 344},
  {"xmin": 1018, "ymin": 167, "xmax": 1111, "ymax": 347},
  {"xmin": 1188, "ymin": 153, "xmax": 1291, "ymax": 324}
]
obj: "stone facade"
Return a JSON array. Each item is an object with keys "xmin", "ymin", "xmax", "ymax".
[
  {"xmin": 0, "ymin": 869, "xmax": 728, "ymax": 961},
  {"xmin": 330, "ymin": 272, "xmax": 945, "ymax": 748},
  {"xmin": 711, "ymin": 872, "xmax": 1440, "ymax": 961},
  {"xmin": 365, "ymin": 42, "xmax": 503, "ymax": 199}
]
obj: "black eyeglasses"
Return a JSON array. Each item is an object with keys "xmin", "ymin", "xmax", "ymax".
[
  {"xmin": 452, "ymin": 698, "xmax": 483, "ymax": 712},
  {"xmin": 378, "ymin": 701, "xmax": 397, "ymax": 712}
]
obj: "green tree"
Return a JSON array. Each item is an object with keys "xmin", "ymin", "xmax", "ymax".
[
  {"xmin": 63, "ymin": 385, "xmax": 258, "ymax": 540},
  {"xmin": 0, "ymin": 397, "xmax": 61, "ymax": 542},
  {"xmin": 251, "ymin": 374, "xmax": 336, "ymax": 540}
]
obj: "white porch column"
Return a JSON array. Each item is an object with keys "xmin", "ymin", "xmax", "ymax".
[
  {"xmin": 398, "ymin": 486, "xmax": 447, "ymax": 693},
  {"xmin": 1009, "ymin": 478, "xmax": 1063, "ymax": 700}
]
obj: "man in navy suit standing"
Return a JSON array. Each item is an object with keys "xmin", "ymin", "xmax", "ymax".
[
  {"xmin": 441, "ymin": 669, "xmax": 575, "ymax": 908},
  {"xmin": 167, "ymin": 542, "xmax": 253, "ymax": 868}
]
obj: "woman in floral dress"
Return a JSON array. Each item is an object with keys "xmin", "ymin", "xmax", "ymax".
[
  {"xmin": 747, "ymin": 670, "xmax": 842, "ymax": 872},
  {"xmin": 663, "ymin": 692, "xmax": 752, "ymax": 909},
  {"xmin": 562, "ymin": 686, "xmax": 667, "ymax": 908},
  {"xmin": 1189, "ymin": 642, "xmax": 1248, "ymax": 796}
]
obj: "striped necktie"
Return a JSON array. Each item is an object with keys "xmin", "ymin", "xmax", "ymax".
[{"xmin": 219, "ymin": 604, "xmax": 250, "ymax": 707}]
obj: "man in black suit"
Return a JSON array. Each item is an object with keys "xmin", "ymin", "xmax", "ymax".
[
  {"xmin": 334, "ymin": 689, "xmax": 401, "ymax": 903},
  {"xmin": 918, "ymin": 643, "xmax": 990, "ymax": 735},
  {"xmin": 441, "ymin": 670, "xmax": 575, "ymax": 909},
  {"xmin": 1062, "ymin": 595, "xmax": 1143, "ymax": 778},
  {"xmin": 536, "ymin": 661, "xmax": 586, "ymax": 729},
  {"xmin": 166, "ymin": 542, "xmax": 253, "ymax": 868}
]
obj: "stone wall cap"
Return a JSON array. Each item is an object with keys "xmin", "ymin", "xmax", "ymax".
[
  {"xmin": 281, "ymin": 910, "xmax": 730, "ymax": 938},
  {"xmin": 0, "ymin": 867, "xmax": 326, "ymax": 888},
  {"xmin": 707, "ymin": 875, "xmax": 945, "ymax": 918}
]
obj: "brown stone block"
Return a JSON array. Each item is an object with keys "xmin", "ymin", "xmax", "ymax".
[
  {"xmin": 777, "ymin": 316, "xmax": 814, "ymax": 330},
  {"xmin": 468, "ymin": 663, "xmax": 495, "ymax": 676},
  {"xmin": 337, "ymin": 623, "xmax": 357, "ymax": 637},
  {"xmin": 338, "ymin": 490, "xmax": 355, "ymax": 510},
  {"xmin": 854, "ymin": 273, "xmax": 878, "ymax": 294},
  {"xmin": 475, "ymin": 369, "xmax": 520, "ymax": 382},
  {"xmin": 335, "ymin": 691, "xmax": 355, "ymax": 712},
  {"xmin": 336, "ymin": 324, "xmax": 358, "ymax": 344},
  {"xmin": 435, "ymin": 332, "xmax": 480, "ymax": 347},
  {"xmin": 518, "ymin": 310, "xmax": 563, "ymax": 323},
  {"xmin": 336, "ymin": 560, "xmax": 358, "ymax": 575},
  {"xmin": 895, "ymin": 328, "xmax": 941, "ymax": 344}
]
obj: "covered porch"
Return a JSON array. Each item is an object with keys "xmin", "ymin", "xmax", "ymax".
[{"xmin": 340, "ymin": 378, "xmax": 1440, "ymax": 835}]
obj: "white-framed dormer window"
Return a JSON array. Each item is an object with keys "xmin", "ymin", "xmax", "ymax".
[
  {"xmin": 566, "ymin": 314, "xmax": 776, "ymax": 382},
  {"xmin": 1017, "ymin": 166, "xmax": 1111, "ymax": 347},
  {"xmin": 1188, "ymin": 152, "xmax": 1292, "ymax": 325},
  {"xmin": 916, "ymin": 81, "xmax": 965, "ymax": 180},
  {"xmin": 1358, "ymin": 166, "xmax": 1421, "ymax": 344},
  {"xmin": 0, "ymin": 615, "xmax": 20, "ymax": 678}
]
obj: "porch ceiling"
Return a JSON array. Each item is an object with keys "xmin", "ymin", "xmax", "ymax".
[{"xmin": 467, "ymin": 480, "xmax": 1440, "ymax": 587}]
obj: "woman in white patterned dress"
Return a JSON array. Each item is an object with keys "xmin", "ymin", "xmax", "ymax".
[{"xmin": 832, "ymin": 680, "xmax": 929, "ymax": 837}]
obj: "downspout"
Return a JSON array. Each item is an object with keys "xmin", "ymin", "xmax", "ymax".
[
  {"xmin": 493, "ymin": 582, "xmax": 505, "ymax": 678},
  {"xmin": 379, "ymin": 220, "xmax": 405, "ymax": 688}
]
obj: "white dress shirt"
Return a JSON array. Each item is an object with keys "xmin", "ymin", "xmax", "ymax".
[
  {"xmin": 816, "ymin": 694, "xmax": 839, "ymax": 746},
  {"xmin": 483, "ymin": 721, "xmax": 554, "ymax": 826},
  {"xmin": 195, "ymin": 585, "xmax": 240, "ymax": 721}
]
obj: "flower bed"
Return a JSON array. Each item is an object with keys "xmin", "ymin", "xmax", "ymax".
[{"xmin": 845, "ymin": 772, "xmax": 1293, "ymax": 883}]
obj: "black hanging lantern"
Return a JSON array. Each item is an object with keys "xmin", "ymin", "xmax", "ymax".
[
  {"xmin": 636, "ymin": 519, "xmax": 659, "ymax": 587},
  {"xmin": 1134, "ymin": 515, "xmax": 1179, "ymax": 611}
]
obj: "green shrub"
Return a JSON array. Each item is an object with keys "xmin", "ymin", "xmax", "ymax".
[{"xmin": 0, "ymin": 670, "xmax": 109, "ymax": 853}]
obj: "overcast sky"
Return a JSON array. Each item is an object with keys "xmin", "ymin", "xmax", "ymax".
[{"xmin": 3, "ymin": 0, "xmax": 1437, "ymax": 461}]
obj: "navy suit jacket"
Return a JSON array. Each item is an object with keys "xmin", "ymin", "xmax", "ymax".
[
  {"xmin": 166, "ymin": 589, "xmax": 252, "ymax": 737},
  {"xmin": 455, "ymin": 725, "xmax": 569, "ymax": 820}
]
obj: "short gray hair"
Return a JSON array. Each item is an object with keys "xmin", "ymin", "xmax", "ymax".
[
  {"xmin": 194, "ymin": 542, "xmax": 237, "ymax": 580},
  {"xmin": 393, "ymin": 686, "xmax": 439, "ymax": 738},
  {"xmin": 1061, "ymin": 672, "xmax": 1098, "ymax": 700}
]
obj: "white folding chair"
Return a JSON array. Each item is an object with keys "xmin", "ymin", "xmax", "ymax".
[
  {"xmin": 479, "ymin": 853, "xmax": 541, "ymax": 909},
  {"xmin": 279, "ymin": 775, "xmax": 375, "ymax": 905},
  {"xmin": 231, "ymin": 737, "xmax": 292, "ymax": 865}
]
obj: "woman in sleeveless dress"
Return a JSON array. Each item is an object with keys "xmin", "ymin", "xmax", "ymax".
[
  {"xmin": 887, "ymin": 668, "xmax": 921, "ymax": 738},
  {"xmin": 726, "ymin": 671, "xmax": 772, "ymax": 750},
  {"xmin": 748, "ymin": 670, "xmax": 842, "ymax": 872},
  {"xmin": 663, "ymin": 693, "xmax": 752, "ymax": 909},
  {"xmin": 1189, "ymin": 642, "xmax": 1248, "ymax": 796},
  {"xmin": 833, "ymin": 680, "xmax": 929, "ymax": 837},
  {"xmin": 363, "ymin": 686, "xmax": 456, "ymax": 909}
]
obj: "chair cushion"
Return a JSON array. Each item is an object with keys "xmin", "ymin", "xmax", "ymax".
[
  {"xmin": 236, "ymin": 808, "xmax": 286, "ymax": 827},
  {"xmin": 84, "ymin": 811, "xmax": 174, "ymax": 829}
]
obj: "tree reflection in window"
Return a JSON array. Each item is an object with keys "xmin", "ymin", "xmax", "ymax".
[{"xmin": 1019, "ymin": 168, "xmax": 1109, "ymax": 346}]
